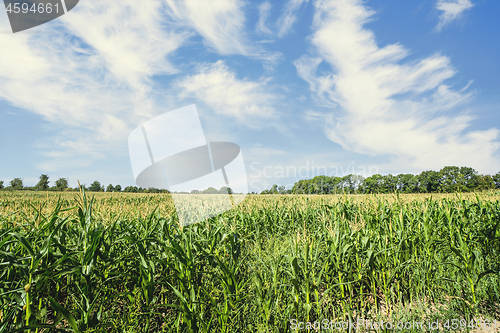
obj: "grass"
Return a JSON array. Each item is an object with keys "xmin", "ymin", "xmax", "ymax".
[{"xmin": 0, "ymin": 190, "xmax": 499, "ymax": 332}]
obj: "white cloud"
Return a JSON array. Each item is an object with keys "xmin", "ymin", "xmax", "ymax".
[
  {"xmin": 164, "ymin": 0, "xmax": 254, "ymax": 56},
  {"xmin": 163, "ymin": 0, "xmax": 282, "ymax": 67},
  {"xmin": 0, "ymin": 0, "xmax": 189, "ymax": 171},
  {"xmin": 277, "ymin": 0, "xmax": 308, "ymax": 37},
  {"xmin": 256, "ymin": 39, "xmax": 276, "ymax": 44},
  {"xmin": 436, "ymin": 0, "xmax": 474, "ymax": 30},
  {"xmin": 303, "ymin": 110, "xmax": 327, "ymax": 122},
  {"xmin": 256, "ymin": 0, "xmax": 308, "ymax": 38},
  {"xmin": 177, "ymin": 60, "xmax": 277, "ymax": 124},
  {"xmin": 295, "ymin": 56, "xmax": 338, "ymax": 107},
  {"xmin": 62, "ymin": 1, "xmax": 188, "ymax": 90},
  {"xmin": 295, "ymin": 0, "xmax": 500, "ymax": 174},
  {"xmin": 257, "ymin": 2, "xmax": 273, "ymax": 35},
  {"xmin": 0, "ymin": 0, "xmax": 282, "ymax": 177}
]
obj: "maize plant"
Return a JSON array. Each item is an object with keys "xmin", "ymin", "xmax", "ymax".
[{"xmin": 0, "ymin": 190, "xmax": 499, "ymax": 332}]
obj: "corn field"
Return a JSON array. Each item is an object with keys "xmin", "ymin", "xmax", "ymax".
[{"xmin": 1, "ymin": 190, "xmax": 499, "ymax": 332}]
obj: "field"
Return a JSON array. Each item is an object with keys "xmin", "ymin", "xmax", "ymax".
[{"xmin": 1, "ymin": 190, "xmax": 500, "ymax": 332}]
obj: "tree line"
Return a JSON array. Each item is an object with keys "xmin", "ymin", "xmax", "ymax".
[
  {"xmin": 0, "ymin": 175, "xmax": 234, "ymax": 194},
  {"xmin": 260, "ymin": 166, "xmax": 500, "ymax": 194},
  {"xmin": 0, "ymin": 175, "xmax": 167, "ymax": 193},
  {"xmin": 2, "ymin": 166, "xmax": 499, "ymax": 195}
]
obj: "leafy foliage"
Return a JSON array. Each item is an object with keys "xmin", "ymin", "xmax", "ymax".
[
  {"xmin": 54, "ymin": 178, "xmax": 69, "ymax": 191},
  {"xmin": 0, "ymin": 191, "xmax": 499, "ymax": 332},
  {"xmin": 265, "ymin": 166, "xmax": 500, "ymax": 194},
  {"xmin": 88, "ymin": 181, "xmax": 103, "ymax": 192},
  {"xmin": 35, "ymin": 174, "xmax": 50, "ymax": 191},
  {"xmin": 9, "ymin": 178, "xmax": 23, "ymax": 190}
]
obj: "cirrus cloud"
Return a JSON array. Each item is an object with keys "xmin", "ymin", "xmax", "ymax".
[
  {"xmin": 436, "ymin": 0, "xmax": 474, "ymax": 30},
  {"xmin": 177, "ymin": 60, "xmax": 278, "ymax": 124},
  {"xmin": 295, "ymin": 0, "xmax": 499, "ymax": 174}
]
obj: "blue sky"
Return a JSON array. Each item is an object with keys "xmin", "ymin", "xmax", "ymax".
[{"xmin": 0, "ymin": 0, "xmax": 499, "ymax": 192}]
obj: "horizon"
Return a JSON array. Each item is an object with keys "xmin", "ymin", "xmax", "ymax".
[
  {"xmin": 2, "ymin": 164, "xmax": 498, "ymax": 194},
  {"xmin": 1, "ymin": 0, "xmax": 500, "ymax": 193}
]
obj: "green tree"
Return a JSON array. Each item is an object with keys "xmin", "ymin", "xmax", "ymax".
[
  {"xmin": 35, "ymin": 174, "xmax": 50, "ymax": 191},
  {"xmin": 216, "ymin": 186, "xmax": 233, "ymax": 194},
  {"xmin": 439, "ymin": 166, "xmax": 466, "ymax": 192},
  {"xmin": 114, "ymin": 184, "xmax": 122, "ymax": 192},
  {"xmin": 397, "ymin": 174, "xmax": 419, "ymax": 193},
  {"xmin": 352, "ymin": 175, "xmax": 365, "ymax": 193},
  {"xmin": 124, "ymin": 186, "xmax": 138, "ymax": 193},
  {"xmin": 493, "ymin": 172, "xmax": 500, "ymax": 189},
  {"xmin": 342, "ymin": 175, "xmax": 364, "ymax": 194},
  {"xmin": 310, "ymin": 176, "xmax": 330, "ymax": 194},
  {"xmin": 0, "ymin": 180, "xmax": 3, "ymax": 189},
  {"xmin": 475, "ymin": 175, "xmax": 495, "ymax": 191},
  {"xmin": 460, "ymin": 167, "xmax": 479, "ymax": 191},
  {"xmin": 287, "ymin": 167, "xmax": 497, "ymax": 195},
  {"xmin": 362, "ymin": 174, "xmax": 384, "ymax": 193},
  {"xmin": 89, "ymin": 180, "xmax": 102, "ymax": 192},
  {"xmin": 54, "ymin": 178, "xmax": 68, "ymax": 191},
  {"xmin": 202, "ymin": 187, "xmax": 219, "ymax": 194},
  {"xmin": 292, "ymin": 179, "xmax": 312, "ymax": 194},
  {"xmin": 269, "ymin": 184, "xmax": 279, "ymax": 194},
  {"xmin": 382, "ymin": 174, "xmax": 397, "ymax": 192},
  {"xmin": 418, "ymin": 170, "xmax": 441, "ymax": 193},
  {"xmin": 10, "ymin": 178, "xmax": 23, "ymax": 190},
  {"xmin": 106, "ymin": 184, "xmax": 115, "ymax": 192}
]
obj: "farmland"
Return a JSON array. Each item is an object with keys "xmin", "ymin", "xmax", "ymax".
[{"xmin": 1, "ymin": 190, "xmax": 500, "ymax": 332}]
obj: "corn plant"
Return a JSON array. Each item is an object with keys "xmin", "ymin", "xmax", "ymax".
[{"xmin": 0, "ymin": 190, "xmax": 499, "ymax": 332}]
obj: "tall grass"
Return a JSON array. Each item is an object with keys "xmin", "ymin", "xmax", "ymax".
[{"xmin": 0, "ymin": 190, "xmax": 499, "ymax": 332}]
